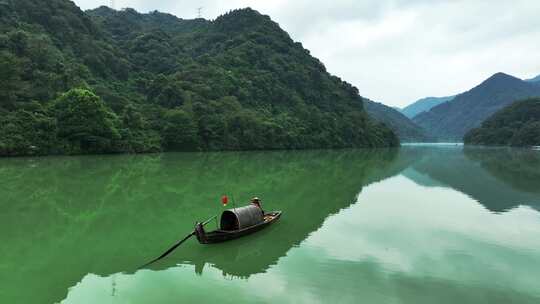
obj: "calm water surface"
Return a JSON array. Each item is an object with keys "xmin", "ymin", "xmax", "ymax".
[{"xmin": 1, "ymin": 146, "xmax": 540, "ymax": 304}]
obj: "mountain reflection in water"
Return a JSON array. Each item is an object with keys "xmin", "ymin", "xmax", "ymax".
[{"xmin": 1, "ymin": 146, "xmax": 539, "ymax": 304}]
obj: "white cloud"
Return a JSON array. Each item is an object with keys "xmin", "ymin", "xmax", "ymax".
[{"xmin": 73, "ymin": 0, "xmax": 540, "ymax": 107}]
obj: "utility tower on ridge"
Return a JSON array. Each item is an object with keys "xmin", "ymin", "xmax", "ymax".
[{"xmin": 197, "ymin": 7, "xmax": 203, "ymax": 19}]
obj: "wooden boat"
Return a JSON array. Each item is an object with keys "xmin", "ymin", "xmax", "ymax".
[
  {"xmin": 139, "ymin": 204, "xmax": 282, "ymax": 268},
  {"xmin": 195, "ymin": 205, "xmax": 282, "ymax": 244}
]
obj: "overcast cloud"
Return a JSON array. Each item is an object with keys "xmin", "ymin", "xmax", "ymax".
[{"xmin": 74, "ymin": 0, "xmax": 540, "ymax": 107}]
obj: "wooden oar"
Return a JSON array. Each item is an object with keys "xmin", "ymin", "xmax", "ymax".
[{"xmin": 139, "ymin": 215, "xmax": 217, "ymax": 269}]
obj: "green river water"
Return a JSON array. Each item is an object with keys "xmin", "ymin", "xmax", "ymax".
[{"xmin": 1, "ymin": 145, "xmax": 540, "ymax": 304}]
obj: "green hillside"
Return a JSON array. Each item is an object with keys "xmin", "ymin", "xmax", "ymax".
[
  {"xmin": 0, "ymin": 1, "xmax": 397, "ymax": 156},
  {"xmin": 364, "ymin": 99, "xmax": 430, "ymax": 142},
  {"xmin": 464, "ymin": 98, "xmax": 540, "ymax": 147}
]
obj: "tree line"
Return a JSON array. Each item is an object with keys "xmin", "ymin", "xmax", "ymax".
[{"xmin": 464, "ymin": 98, "xmax": 540, "ymax": 147}]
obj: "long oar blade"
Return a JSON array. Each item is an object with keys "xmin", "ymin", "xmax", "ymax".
[
  {"xmin": 138, "ymin": 215, "xmax": 216, "ymax": 269},
  {"xmin": 139, "ymin": 231, "xmax": 195, "ymax": 269}
]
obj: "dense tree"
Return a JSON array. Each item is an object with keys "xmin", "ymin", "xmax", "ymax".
[
  {"xmin": 464, "ymin": 98, "xmax": 540, "ymax": 147},
  {"xmin": 0, "ymin": 51, "xmax": 26, "ymax": 110},
  {"xmin": 115, "ymin": 103, "xmax": 159, "ymax": 152},
  {"xmin": 0, "ymin": 104, "xmax": 56, "ymax": 155},
  {"xmin": 163, "ymin": 108, "xmax": 199, "ymax": 150},
  {"xmin": 52, "ymin": 89, "xmax": 120, "ymax": 153}
]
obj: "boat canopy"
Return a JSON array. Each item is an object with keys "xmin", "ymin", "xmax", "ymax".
[{"xmin": 220, "ymin": 205, "xmax": 263, "ymax": 231}]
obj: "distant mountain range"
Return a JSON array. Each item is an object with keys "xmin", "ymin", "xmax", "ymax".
[
  {"xmin": 364, "ymin": 99, "xmax": 429, "ymax": 142},
  {"xmin": 365, "ymin": 71, "xmax": 540, "ymax": 143},
  {"xmin": 412, "ymin": 72, "xmax": 540, "ymax": 141},
  {"xmin": 400, "ymin": 96, "xmax": 455, "ymax": 119}
]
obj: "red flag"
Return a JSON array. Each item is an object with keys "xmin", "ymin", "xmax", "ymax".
[{"xmin": 221, "ymin": 195, "xmax": 229, "ymax": 206}]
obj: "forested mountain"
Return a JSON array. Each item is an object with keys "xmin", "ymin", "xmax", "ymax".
[
  {"xmin": 400, "ymin": 95, "xmax": 454, "ymax": 119},
  {"xmin": 364, "ymin": 99, "xmax": 429, "ymax": 142},
  {"xmin": 413, "ymin": 73, "xmax": 540, "ymax": 141},
  {"xmin": 0, "ymin": 1, "xmax": 397, "ymax": 156},
  {"xmin": 464, "ymin": 98, "xmax": 540, "ymax": 146}
]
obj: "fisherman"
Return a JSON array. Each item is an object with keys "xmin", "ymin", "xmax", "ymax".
[
  {"xmin": 194, "ymin": 221, "xmax": 206, "ymax": 243},
  {"xmin": 250, "ymin": 196, "xmax": 264, "ymax": 214}
]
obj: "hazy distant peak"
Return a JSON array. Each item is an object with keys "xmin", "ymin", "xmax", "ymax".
[
  {"xmin": 484, "ymin": 72, "xmax": 521, "ymax": 83},
  {"xmin": 471, "ymin": 72, "xmax": 530, "ymax": 93},
  {"xmin": 525, "ymin": 74, "xmax": 540, "ymax": 83},
  {"xmin": 401, "ymin": 95, "xmax": 455, "ymax": 119}
]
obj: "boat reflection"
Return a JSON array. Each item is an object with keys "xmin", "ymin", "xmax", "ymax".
[
  {"xmin": 145, "ymin": 148, "xmax": 414, "ymax": 278},
  {"xmin": 1, "ymin": 148, "xmax": 410, "ymax": 304}
]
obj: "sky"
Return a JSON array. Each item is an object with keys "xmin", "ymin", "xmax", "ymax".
[{"xmin": 73, "ymin": 0, "xmax": 540, "ymax": 108}]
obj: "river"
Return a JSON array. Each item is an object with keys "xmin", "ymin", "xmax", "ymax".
[{"xmin": 1, "ymin": 145, "xmax": 539, "ymax": 303}]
